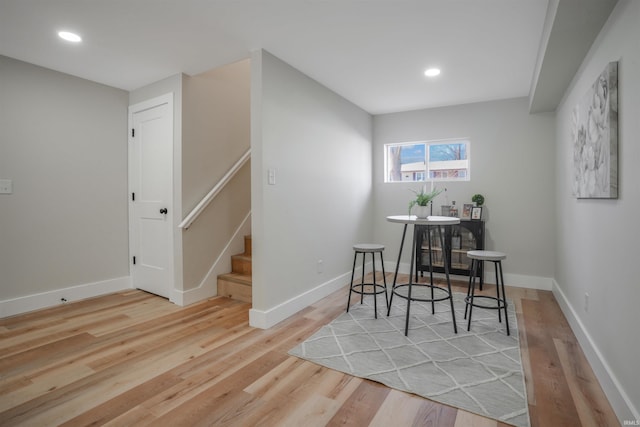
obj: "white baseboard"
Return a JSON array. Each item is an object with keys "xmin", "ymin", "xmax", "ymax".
[
  {"xmin": 384, "ymin": 261, "xmax": 553, "ymax": 291},
  {"xmin": 249, "ymin": 271, "xmax": 352, "ymax": 329},
  {"xmin": 498, "ymin": 272, "xmax": 552, "ymax": 290},
  {"xmin": 552, "ymin": 279, "xmax": 638, "ymax": 423},
  {"xmin": 0, "ymin": 276, "xmax": 132, "ymax": 318},
  {"xmin": 173, "ymin": 213, "xmax": 252, "ymax": 306}
]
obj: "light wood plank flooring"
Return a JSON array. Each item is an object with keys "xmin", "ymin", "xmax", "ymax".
[{"xmin": 0, "ymin": 275, "xmax": 619, "ymax": 426}]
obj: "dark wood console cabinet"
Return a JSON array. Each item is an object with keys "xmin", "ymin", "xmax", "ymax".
[{"xmin": 415, "ymin": 220, "xmax": 485, "ymax": 280}]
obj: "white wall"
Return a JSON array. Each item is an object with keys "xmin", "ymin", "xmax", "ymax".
[
  {"xmin": 250, "ymin": 50, "xmax": 373, "ymax": 328},
  {"xmin": 182, "ymin": 60, "xmax": 251, "ymax": 214},
  {"xmin": 554, "ymin": 0, "xmax": 639, "ymax": 420},
  {"xmin": 0, "ymin": 55, "xmax": 130, "ymax": 316},
  {"xmin": 181, "ymin": 60, "xmax": 251, "ymax": 298},
  {"xmin": 373, "ymin": 98, "xmax": 556, "ymax": 289}
]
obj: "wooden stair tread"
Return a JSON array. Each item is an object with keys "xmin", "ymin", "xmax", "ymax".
[
  {"xmin": 217, "ymin": 235, "xmax": 252, "ymax": 303},
  {"xmin": 218, "ymin": 272, "xmax": 251, "ymax": 286}
]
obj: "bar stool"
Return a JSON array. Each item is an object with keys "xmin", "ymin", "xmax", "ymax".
[
  {"xmin": 464, "ymin": 250, "xmax": 510, "ymax": 335},
  {"xmin": 347, "ymin": 244, "xmax": 388, "ymax": 318}
]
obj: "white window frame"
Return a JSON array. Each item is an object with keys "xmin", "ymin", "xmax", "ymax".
[{"xmin": 384, "ymin": 139, "xmax": 471, "ymax": 183}]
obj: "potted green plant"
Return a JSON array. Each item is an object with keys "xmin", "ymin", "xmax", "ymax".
[
  {"xmin": 409, "ymin": 187, "xmax": 442, "ymax": 218},
  {"xmin": 472, "ymin": 193, "xmax": 485, "ymax": 206}
]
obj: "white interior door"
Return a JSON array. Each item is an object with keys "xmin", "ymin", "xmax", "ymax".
[{"xmin": 129, "ymin": 94, "xmax": 173, "ymax": 299}]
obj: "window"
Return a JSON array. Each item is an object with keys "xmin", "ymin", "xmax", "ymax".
[{"xmin": 384, "ymin": 139, "xmax": 470, "ymax": 183}]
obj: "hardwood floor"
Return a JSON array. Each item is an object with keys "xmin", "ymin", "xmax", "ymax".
[{"xmin": 0, "ymin": 276, "xmax": 619, "ymax": 426}]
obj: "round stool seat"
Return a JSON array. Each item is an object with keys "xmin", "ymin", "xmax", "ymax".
[
  {"xmin": 467, "ymin": 250, "xmax": 506, "ymax": 261},
  {"xmin": 353, "ymin": 243, "xmax": 385, "ymax": 252}
]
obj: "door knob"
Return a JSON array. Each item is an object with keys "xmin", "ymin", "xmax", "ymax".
[{"xmin": 160, "ymin": 208, "xmax": 168, "ymax": 214}]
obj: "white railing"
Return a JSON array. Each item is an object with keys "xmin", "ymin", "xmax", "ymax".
[{"xmin": 179, "ymin": 148, "xmax": 251, "ymax": 230}]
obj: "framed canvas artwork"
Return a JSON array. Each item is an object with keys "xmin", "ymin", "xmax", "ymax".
[{"xmin": 572, "ymin": 61, "xmax": 618, "ymax": 199}]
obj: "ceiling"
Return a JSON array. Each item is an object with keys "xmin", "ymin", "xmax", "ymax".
[{"xmin": 0, "ymin": 0, "xmax": 617, "ymax": 115}]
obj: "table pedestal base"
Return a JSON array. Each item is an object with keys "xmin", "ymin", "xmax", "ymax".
[{"xmin": 387, "ymin": 222, "xmax": 458, "ymax": 336}]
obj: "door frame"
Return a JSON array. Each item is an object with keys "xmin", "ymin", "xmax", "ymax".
[{"xmin": 128, "ymin": 92, "xmax": 179, "ymax": 302}]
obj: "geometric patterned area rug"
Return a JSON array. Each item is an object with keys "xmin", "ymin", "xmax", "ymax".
[{"xmin": 289, "ymin": 290, "xmax": 530, "ymax": 427}]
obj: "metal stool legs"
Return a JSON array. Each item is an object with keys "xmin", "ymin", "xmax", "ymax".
[
  {"xmin": 347, "ymin": 247, "xmax": 388, "ymax": 318},
  {"xmin": 464, "ymin": 257, "xmax": 510, "ymax": 335}
]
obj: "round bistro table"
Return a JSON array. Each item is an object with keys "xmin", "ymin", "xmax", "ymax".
[{"xmin": 386, "ymin": 215, "xmax": 460, "ymax": 336}]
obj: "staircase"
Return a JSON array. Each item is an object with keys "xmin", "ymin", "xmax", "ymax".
[{"xmin": 217, "ymin": 235, "xmax": 252, "ymax": 303}]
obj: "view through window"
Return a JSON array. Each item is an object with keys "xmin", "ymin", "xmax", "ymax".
[{"xmin": 384, "ymin": 139, "xmax": 470, "ymax": 183}]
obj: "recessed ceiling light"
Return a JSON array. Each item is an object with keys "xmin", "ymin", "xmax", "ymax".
[
  {"xmin": 424, "ymin": 68, "xmax": 441, "ymax": 77},
  {"xmin": 58, "ymin": 31, "xmax": 82, "ymax": 43}
]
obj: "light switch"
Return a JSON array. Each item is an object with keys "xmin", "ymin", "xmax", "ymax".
[
  {"xmin": 267, "ymin": 169, "xmax": 276, "ymax": 185},
  {"xmin": 0, "ymin": 179, "xmax": 12, "ymax": 194}
]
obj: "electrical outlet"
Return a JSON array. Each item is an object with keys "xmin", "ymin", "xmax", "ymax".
[
  {"xmin": 0, "ymin": 179, "xmax": 12, "ymax": 194},
  {"xmin": 584, "ymin": 292, "xmax": 589, "ymax": 312}
]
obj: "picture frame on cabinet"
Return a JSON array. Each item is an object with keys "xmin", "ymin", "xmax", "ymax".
[
  {"xmin": 471, "ymin": 206, "xmax": 483, "ymax": 220},
  {"xmin": 461, "ymin": 204, "xmax": 473, "ymax": 220}
]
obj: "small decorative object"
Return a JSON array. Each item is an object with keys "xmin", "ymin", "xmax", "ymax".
[
  {"xmin": 441, "ymin": 205, "xmax": 451, "ymax": 216},
  {"xmin": 471, "ymin": 194, "xmax": 485, "ymax": 206},
  {"xmin": 450, "ymin": 201, "xmax": 458, "ymax": 217},
  {"xmin": 408, "ymin": 187, "xmax": 442, "ymax": 218},
  {"xmin": 471, "ymin": 206, "xmax": 483, "ymax": 220},
  {"xmin": 572, "ymin": 61, "xmax": 618, "ymax": 199},
  {"xmin": 461, "ymin": 203, "xmax": 473, "ymax": 220}
]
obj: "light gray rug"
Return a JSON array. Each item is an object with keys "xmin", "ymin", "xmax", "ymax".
[{"xmin": 289, "ymin": 289, "xmax": 530, "ymax": 427}]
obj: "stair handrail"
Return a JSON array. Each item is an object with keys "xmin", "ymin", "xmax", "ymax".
[{"xmin": 179, "ymin": 148, "xmax": 251, "ymax": 230}]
